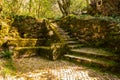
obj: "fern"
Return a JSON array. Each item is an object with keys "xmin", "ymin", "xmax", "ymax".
[{"xmin": 0, "ymin": 50, "xmax": 13, "ymax": 59}]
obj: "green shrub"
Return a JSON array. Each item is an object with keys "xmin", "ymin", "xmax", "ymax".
[{"xmin": 0, "ymin": 50, "xmax": 13, "ymax": 58}]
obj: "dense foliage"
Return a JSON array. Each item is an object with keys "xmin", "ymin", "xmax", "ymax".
[{"xmin": 1, "ymin": 0, "xmax": 88, "ymax": 18}]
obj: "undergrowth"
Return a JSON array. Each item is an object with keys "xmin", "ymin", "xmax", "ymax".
[
  {"xmin": 0, "ymin": 58, "xmax": 16, "ymax": 76},
  {"xmin": 0, "ymin": 50, "xmax": 13, "ymax": 59}
]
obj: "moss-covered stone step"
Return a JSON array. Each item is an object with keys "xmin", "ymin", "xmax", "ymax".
[
  {"xmin": 60, "ymin": 35, "xmax": 70, "ymax": 39},
  {"xmin": 58, "ymin": 30, "xmax": 69, "ymax": 34},
  {"xmin": 57, "ymin": 28, "xmax": 65, "ymax": 32},
  {"xmin": 63, "ymin": 54, "xmax": 117, "ymax": 68},
  {"xmin": 64, "ymin": 37, "xmax": 77, "ymax": 41},
  {"xmin": 55, "ymin": 26, "xmax": 77, "ymax": 41},
  {"xmin": 56, "ymin": 27, "xmax": 70, "ymax": 35},
  {"xmin": 7, "ymin": 38, "xmax": 43, "ymax": 47},
  {"xmin": 14, "ymin": 46, "xmax": 50, "ymax": 50},
  {"xmin": 66, "ymin": 41, "xmax": 79, "ymax": 44},
  {"xmin": 77, "ymin": 34, "xmax": 87, "ymax": 38},
  {"xmin": 68, "ymin": 44, "xmax": 85, "ymax": 49},
  {"xmin": 59, "ymin": 32, "xmax": 69, "ymax": 35},
  {"xmin": 13, "ymin": 46, "xmax": 50, "ymax": 58},
  {"xmin": 14, "ymin": 42, "xmax": 68, "ymax": 60},
  {"xmin": 70, "ymin": 48, "xmax": 118, "ymax": 61},
  {"xmin": 57, "ymin": 27, "xmax": 65, "ymax": 31}
]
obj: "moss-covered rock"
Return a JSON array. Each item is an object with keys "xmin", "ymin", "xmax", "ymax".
[
  {"xmin": 12, "ymin": 15, "xmax": 45, "ymax": 38},
  {"xmin": 7, "ymin": 38, "xmax": 38, "ymax": 47},
  {"xmin": 38, "ymin": 43, "xmax": 69, "ymax": 60},
  {"xmin": 50, "ymin": 43, "xmax": 68, "ymax": 60},
  {"xmin": 13, "ymin": 47, "xmax": 39, "ymax": 58},
  {"xmin": 0, "ymin": 19, "xmax": 11, "ymax": 46}
]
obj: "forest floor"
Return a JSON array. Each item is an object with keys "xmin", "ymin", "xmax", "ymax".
[{"xmin": 0, "ymin": 56, "xmax": 120, "ymax": 80}]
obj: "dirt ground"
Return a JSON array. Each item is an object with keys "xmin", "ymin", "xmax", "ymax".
[{"xmin": 0, "ymin": 56, "xmax": 120, "ymax": 80}]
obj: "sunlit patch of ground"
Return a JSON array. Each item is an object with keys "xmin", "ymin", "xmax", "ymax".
[{"xmin": 0, "ymin": 56, "xmax": 119, "ymax": 80}]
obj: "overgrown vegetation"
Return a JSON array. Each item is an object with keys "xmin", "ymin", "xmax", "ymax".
[
  {"xmin": 1, "ymin": 0, "xmax": 88, "ymax": 19},
  {"xmin": 0, "ymin": 50, "xmax": 13, "ymax": 58},
  {"xmin": 0, "ymin": 58, "xmax": 16, "ymax": 76}
]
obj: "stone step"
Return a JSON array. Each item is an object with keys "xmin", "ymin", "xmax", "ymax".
[
  {"xmin": 61, "ymin": 34, "xmax": 70, "ymax": 38},
  {"xmin": 77, "ymin": 35, "xmax": 86, "ymax": 38},
  {"xmin": 66, "ymin": 41, "xmax": 79, "ymax": 44},
  {"xmin": 68, "ymin": 44, "xmax": 85, "ymax": 49},
  {"xmin": 62, "ymin": 36, "xmax": 71, "ymax": 40},
  {"xmin": 56, "ymin": 27, "xmax": 73, "ymax": 40},
  {"xmin": 57, "ymin": 28, "xmax": 66, "ymax": 32},
  {"xmin": 57, "ymin": 27, "xmax": 70, "ymax": 33},
  {"xmin": 64, "ymin": 38, "xmax": 77, "ymax": 41},
  {"xmin": 70, "ymin": 48, "xmax": 118, "ymax": 61},
  {"xmin": 57, "ymin": 27, "xmax": 65, "ymax": 30},
  {"xmin": 58, "ymin": 31, "xmax": 69, "ymax": 36},
  {"xmin": 58, "ymin": 28, "xmax": 64, "ymax": 31},
  {"xmin": 14, "ymin": 46, "xmax": 50, "ymax": 50},
  {"xmin": 7, "ymin": 38, "xmax": 43, "ymax": 47},
  {"xmin": 13, "ymin": 46, "xmax": 50, "ymax": 58},
  {"xmin": 59, "ymin": 32, "xmax": 69, "ymax": 35},
  {"xmin": 8, "ymin": 38, "xmax": 39, "ymax": 40},
  {"xmin": 63, "ymin": 54, "xmax": 117, "ymax": 68}
]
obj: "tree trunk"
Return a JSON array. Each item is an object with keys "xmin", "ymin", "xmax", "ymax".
[
  {"xmin": 29, "ymin": 0, "xmax": 32, "ymax": 13},
  {"xmin": 88, "ymin": 0, "xmax": 120, "ymax": 16},
  {"xmin": 57, "ymin": 0, "xmax": 70, "ymax": 17}
]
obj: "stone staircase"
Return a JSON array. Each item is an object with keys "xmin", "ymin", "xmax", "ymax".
[{"xmin": 55, "ymin": 25, "xmax": 119, "ymax": 73}]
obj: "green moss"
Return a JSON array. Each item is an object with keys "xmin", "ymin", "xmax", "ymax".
[
  {"xmin": 8, "ymin": 38, "xmax": 38, "ymax": 47},
  {"xmin": 0, "ymin": 19, "xmax": 11, "ymax": 46},
  {"xmin": 11, "ymin": 15, "xmax": 43, "ymax": 38},
  {"xmin": 13, "ymin": 46, "xmax": 51, "ymax": 58},
  {"xmin": 14, "ymin": 46, "xmax": 50, "ymax": 50}
]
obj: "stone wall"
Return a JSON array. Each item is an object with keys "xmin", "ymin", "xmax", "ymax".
[
  {"xmin": 0, "ymin": 19, "xmax": 15, "ymax": 46},
  {"xmin": 11, "ymin": 16, "xmax": 62, "ymax": 46},
  {"xmin": 12, "ymin": 15, "xmax": 45, "ymax": 38},
  {"xmin": 58, "ymin": 16, "xmax": 120, "ymax": 53},
  {"xmin": 0, "ymin": 16, "xmax": 69, "ymax": 60}
]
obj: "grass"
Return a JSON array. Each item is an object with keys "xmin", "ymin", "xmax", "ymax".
[
  {"xmin": 0, "ymin": 50, "xmax": 16, "ymax": 76},
  {"xmin": 0, "ymin": 58, "xmax": 16, "ymax": 76},
  {"xmin": 0, "ymin": 50, "xmax": 13, "ymax": 59}
]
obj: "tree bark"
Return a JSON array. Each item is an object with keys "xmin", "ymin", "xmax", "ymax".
[
  {"xmin": 88, "ymin": 0, "xmax": 120, "ymax": 16},
  {"xmin": 29, "ymin": 0, "xmax": 32, "ymax": 13},
  {"xmin": 57, "ymin": 0, "xmax": 70, "ymax": 17}
]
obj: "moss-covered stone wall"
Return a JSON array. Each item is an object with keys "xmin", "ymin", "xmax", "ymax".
[
  {"xmin": 12, "ymin": 15, "xmax": 45, "ymax": 38},
  {"xmin": 11, "ymin": 16, "xmax": 62, "ymax": 46},
  {"xmin": 0, "ymin": 19, "xmax": 14, "ymax": 46},
  {"xmin": 58, "ymin": 16, "xmax": 120, "ymax": 53},
  {"xmin": 0, "ymin": 16, "xmax": 68, "ymax": 60}
]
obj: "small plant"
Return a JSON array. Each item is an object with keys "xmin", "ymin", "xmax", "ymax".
[
  {"xmin": 0, "ymin": 58, "xmax": 16, "ymax": 76},
  {"xmin": 0, "ymin": 50, "xmax": 13, "ymax": 59}
]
